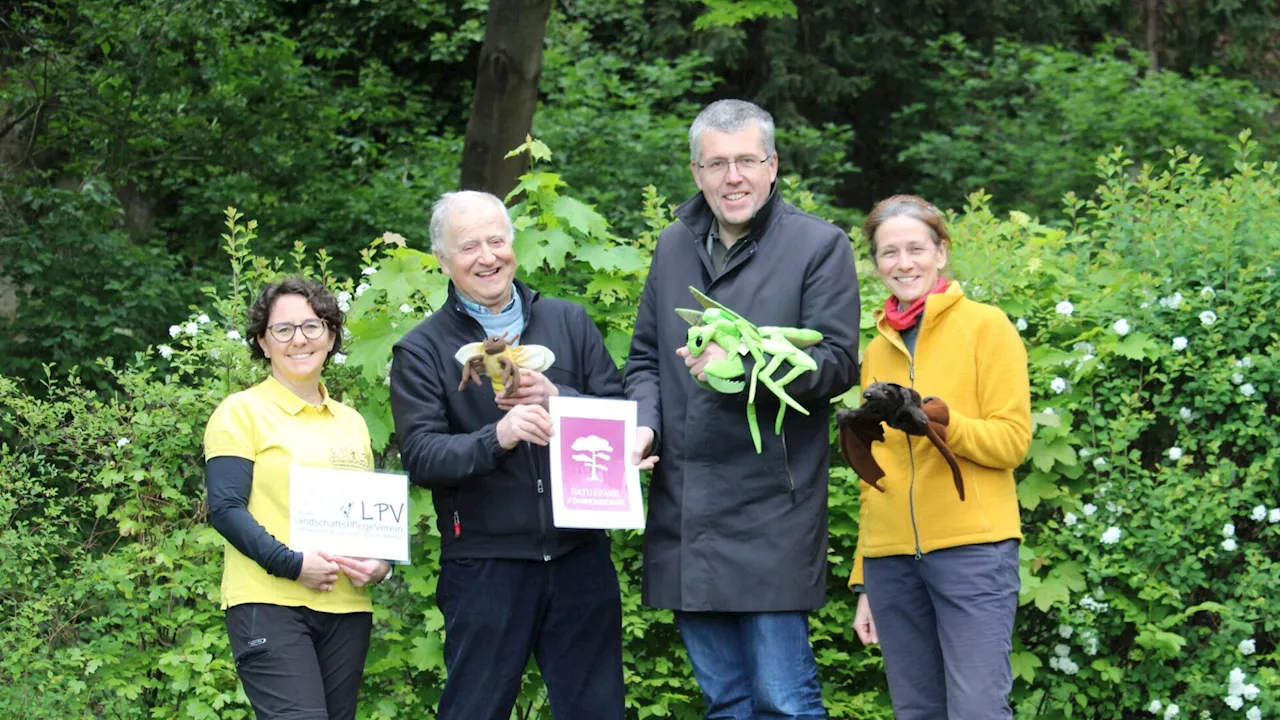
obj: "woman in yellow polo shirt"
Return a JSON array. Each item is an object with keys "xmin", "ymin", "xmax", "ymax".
[
  {"xmin": 845, "ymin": 196, "xmax": 1032, "ymax": 719},
  {"xmin": 203, "ymin": 277, "xmax": 390, "ymax": 719}
]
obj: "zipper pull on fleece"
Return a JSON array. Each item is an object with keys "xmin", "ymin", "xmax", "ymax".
[{"xmin": 453, "ymin": 511, "xmax": 461, "ymax": 537}]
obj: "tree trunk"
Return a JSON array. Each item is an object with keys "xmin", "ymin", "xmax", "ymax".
[
  {"xmin": 459, "ymin": 0, "xmax": 553, "ymax": 198},
  {"xmin": 1145, "ymin": 0, "xmax": 1161, "ymax": 72}
]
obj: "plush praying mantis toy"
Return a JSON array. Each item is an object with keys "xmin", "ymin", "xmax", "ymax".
[
  {"xmin": 675, "ymin": 287, "xmax": 823, "ymax": 453},
  {"xmin": 454, "ymin": 332, "xmax": 555, "ymax": 398}
]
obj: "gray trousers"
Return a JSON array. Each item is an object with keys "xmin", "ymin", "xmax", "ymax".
[{"xmin": 863, "ymin": 540, "xmax": 1020, "ymax": 720}]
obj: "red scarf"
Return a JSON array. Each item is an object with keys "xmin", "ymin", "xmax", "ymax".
[{"xmin": 883, "ymin": 276, "xmax": 949, "ymax": 330}]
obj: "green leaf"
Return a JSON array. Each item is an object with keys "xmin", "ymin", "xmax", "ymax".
[
  {"xmin": 514, "ymin": 228, "xmax": 548, "ymax": 270},
  {"xmin": 408, "ymin": 634, "xmax": 444, "ymax": 672},
  {"xmin": 1113, "ymin": 331, "xmax": 1156, "ymax": 360},
  {"xmin": 1011, "ymin": 650, "xmax": 1042, "ymax": 683},
  {"xmin": 540, "ymin": 227, "xmax": 576, "ymax": 271},
  {"xmin": 554, "ymin": 196, "xmax": 610, "ymax": 238},
  {"xmin": 1017, "ymin": 471, "xmax": 1060, "ymax": 510},
  {"xmin": 694, "ymin": 0, "xmax": 797, "ymax": 30},
  {"xmin": 504, "ymin": 171, "xmax": 563, "ymax": 204},
  {"xmin": 1134, "ymin": 627, "xmax": 1187, "ymax": 658},
  {"xmin": 361, "ymin": 403, "xmax": 393, "ymax": 453},
  {"xmin": 1051, "ymin": 560, "xmax": 1087, "ymax": 593},
  {"xmin": 576, "ymin": 243, "xmax": 646, "ymax": 273},
  {"xmin": 346, "ymin": 314, "xmax": 402, "ymax": 384},
  {"xmin": 1025, "ymin": 575, "xmax": 1070, "ymax": 612},
  {"xmin": 1028, "ymin": 435, "xmax": 1077, "ymax": 472},
  {"xmin": 1031, "ymin": 411, "xmax": 1061, "ymax": 428}
]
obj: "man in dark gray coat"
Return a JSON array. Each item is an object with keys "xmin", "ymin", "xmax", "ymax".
[{"xmin": 624, "ymin": 99, "xmax": 860, "ymax": 719}]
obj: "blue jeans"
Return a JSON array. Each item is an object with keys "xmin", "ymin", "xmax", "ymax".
[{"xmin": 676, "ymin": 611, "xmax": 826, "ymax": 720}]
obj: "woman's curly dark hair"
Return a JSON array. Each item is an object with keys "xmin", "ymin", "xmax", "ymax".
[{"xmin": 245, "ymin": 277, "xmax": 345, "ymax": 365}]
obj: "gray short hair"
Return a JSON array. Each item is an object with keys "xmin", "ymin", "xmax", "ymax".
[
  {"xmin": 428, "ymin": 190, "xmax": 514, "ymax": 255},
  {"xmin": 689, "ymin": 99, "xmax": 776, "ymax": 163}
]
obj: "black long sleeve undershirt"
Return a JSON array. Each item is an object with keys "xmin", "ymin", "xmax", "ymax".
[{"xmin": 205, "ymin": 456, "xmax": 304, "ymax": 580}]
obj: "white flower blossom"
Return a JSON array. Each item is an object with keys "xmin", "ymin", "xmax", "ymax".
[
  {"xmin": 1242, "ymin": 685, "xmax": 1260, "ymax": 701},
  {"xmin": 209, "ymin": 347, "xmax": 221, "ymax": 360},
  {"xmin": 1083, "ymin": 503, "xmax": 1098, "ymax": 517},
  {"xmin": 157, "ymin": 345, "xmax": 174, "ymax": 359},
  {"xmin": 1179, "ymin": 407, "xmax": 1193, "ymax": 421},
  {"xmin": 1167, "ymin": 447, "xmax": 1183, "ymax": 461},
  {"xmin": 1056, "ymin": 300, "xmax": 1074, "ymax": 316},
  {"xmin": 332, "ymin": 353, "xmax": 346, "ymax": 365},
  {"xmin": 1238, "ymin": 638, "xmax": 1256, "ymax": 655},
  {"xmin": 1059, "ymin": 625, "xmax": 1074, "ymax": 639},
  {"xmin": 361, "ymin": 266, "xmax": 377, "ymax": 276},
  {"xmin": 1048, "ymin": 655, "xmax": 1079, "ymax": 674},
  {"xmin": 356, "ymin": 282, "xmax": 371, "ymax": 297},
  {"xmin": 1201, "ymin": 286, "xmax": 1216, "ymax": 298},
  {"xmin": 1229, "ymin": 667, "xmax": 1247, "ymax": 689},
  {"xmin": 1246, "ymin": 707, "xmax": 1260, "ymax": 720},
  {"xmin": 1101, "ymin": 526, "xmax": 1122, "ymax": 544},
  {"xmin": 1054, "ymin": 644, "xmax": 1071, "ymax": 657},
  {"xmin": 1080, "ymin": 595, "xmax": 1109, "ymax": 612},
  {"xmin": 1222, "ymin": 538, "xmax": 1237, "ymax": 551},
  {"xmin": 1232, "ymin": 372, "xmax": 1245, "ymax": 385},
  {"xmin": 197, "ymin": 313, "xmax": 211, "ymax": 324},
  {"xmin": 1172, "ymin": 336, "xmax": 1188, "ymax": 351},
  {"xmin": 1223, "ymin": 523, "xmax": 1235, "ymax": 537},
  {"xmin": 184, "ymin": 322, "xmax": 198, "ymax": 336},
  {"xmin": 116, "ymin": 437, "xmax": 129, "ymax": 448},
  {"xmin": 1241, "ymin": 356, "xmax": 1252, "ymax": 368},
  {"xmin": 169, "ymin": 325, "xmax": 181, "ymax": 338},
  {"xmin": 1251, "ymin": 505, "xmax": 1267, "ymax": 521},
  {"xmin": 1106, "ymin": 501, "xmax": 1119, "ymax": 514},
  {"xmin": 1159, "ymin": 292, "xmax": 1184, "ymax": 309},
  {"xmin": 1164, "ymin": 704, "xmax": 1179, "ymax": 719},
  {"xmin": 399, "ymin": 303, "xmax": 412, "ymax": 313},
  {"xmin": 1093, "ymin": 457, "xmax": 1107, "ymax": 469},
  {"xmin": 1016, "ymin": 318, "xmax": 1028, "ymax": 331},
  {"xmin": 1225, "ymin": 696, "xmax": 1244, "ymax": 711},
  {"xmin": 1063, "ymin": 512, "xmax": 1079, "ymax": 526},
  {"xmin": 1083, "ymin": 635, "xmax": 1099, "ymax": 656},
  {"xmin": 1240, "ymin": 383, "xmax": 1255, "ymax": 398},
  {"xmin": 226, "ymin": 330, "xmax": 241, "ymax": 340},
  {"xmin": 1269, "ymin": 508, "xmax": 1280, "ymax": 524},
  {"xmin": 1199, "ymin": 310, "xmax": 1218, "ymax": 326},
  {"xmin": 1051, "ymin": 377, "xmax": 1068, "ymax": 394},
  {"xmin": 337, "ymin": 290, "xmax": 352, "ymax": 312},
  {"xmin": 1148, "ymin": 700, "xmax": 1164, "ymax": 714},
  {"xmin": 1113, "ymin": 318, "xmax": 1131, "ymax": 335},
  {"xmin": 1078, "ymin": 447, "xmax": 1093, "ymax": 458}
]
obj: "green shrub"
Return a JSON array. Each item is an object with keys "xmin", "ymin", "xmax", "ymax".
[
  {"xmin": 2, "ymin": 137, "xmax": 1276, "ymax": 718},
  {"xmin": 896, "ymin": 35, "xmax": 1278, "ymax": 218}
]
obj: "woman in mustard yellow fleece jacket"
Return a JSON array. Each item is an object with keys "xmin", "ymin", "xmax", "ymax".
[{"xmin": 848, "ymin": 195, "xmax": 1031, "ymax": 720}]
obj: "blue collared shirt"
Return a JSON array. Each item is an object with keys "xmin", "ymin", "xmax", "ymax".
[{"xmin": 458, "ymin": 286, "xmax": 524, "ymax": 344}]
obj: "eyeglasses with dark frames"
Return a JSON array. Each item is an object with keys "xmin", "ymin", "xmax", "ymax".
[{"xmin": 266, "ymin": 319, "xmax": 328, "ymax": 343}]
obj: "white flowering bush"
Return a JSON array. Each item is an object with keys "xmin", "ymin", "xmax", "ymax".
[{"xmin": 939, "ymin": 133, "xmax": 1279, "ymax": 717}]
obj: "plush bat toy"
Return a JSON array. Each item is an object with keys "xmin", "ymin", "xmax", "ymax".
[
  {"xmin": 834, "ymin": 381, "xmax": 965, "ymax": 500},
  {"xmin": 454, "ymin": 332, "xmax": 555, "ymax": 398}
]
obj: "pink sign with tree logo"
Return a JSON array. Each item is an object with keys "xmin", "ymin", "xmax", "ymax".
[
  {"xmin": 548, "ymin": 397, "xmax": 645, "ymax": 529},
  {"xmin": 558, "ymin": 417, "xmax": 630, "ymax": 512}
]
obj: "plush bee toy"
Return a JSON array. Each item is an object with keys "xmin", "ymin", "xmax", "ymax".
[{"xmin": 454, "ymin": 332, "xmax": 555, "ymax": 398}]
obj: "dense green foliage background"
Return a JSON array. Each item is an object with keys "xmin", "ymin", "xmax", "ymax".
[{"xmin": 2, "ymin": 0, "xmax": 1279, "ymax": 717}]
